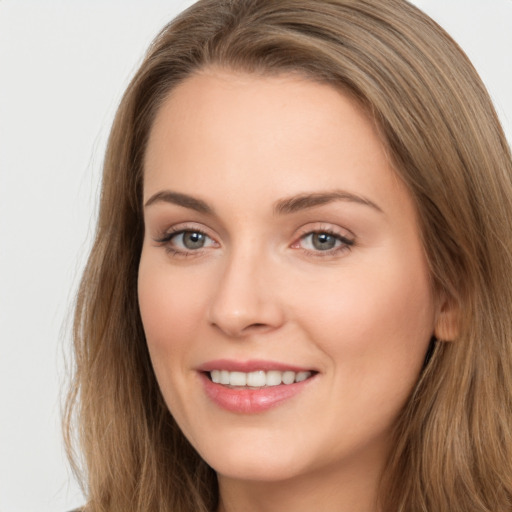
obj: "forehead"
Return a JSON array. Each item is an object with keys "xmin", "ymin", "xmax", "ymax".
[
  {"xmin": 143, "ymin": 68, "xmax": 408, "ymax": 218},
  {"xmin": 147, "ymin": 69, "xmax": 374, "ymax": 144}
]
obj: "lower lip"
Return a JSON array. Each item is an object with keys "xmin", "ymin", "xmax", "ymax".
[{"xmin": 200, "ymin": 373, "xmax": 315, "ymax": 413}]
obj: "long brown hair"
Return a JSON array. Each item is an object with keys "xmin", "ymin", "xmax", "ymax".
[{"xmin": 64, "ymin": 1, "xmax": 512, "ymax": 510}]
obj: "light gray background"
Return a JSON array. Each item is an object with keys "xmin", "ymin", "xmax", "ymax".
[{"xmin": 0, "ymin": 2, "xmax": 511, "ymax": 511}]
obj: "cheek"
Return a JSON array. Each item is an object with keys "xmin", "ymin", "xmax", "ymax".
[
  {"xmin": 299, "ymin": 253, "xmax": 435, "ymax": 377},
  {"xmin": 137, "ymin": 252, "xmax": 213, "ymax": 429},
  {"xmin": 300, "ymin": 259, "xmax": 435, "ymax": 442},
  {"xmin": 138, "ymin": 254, "xmax": 206, "ymax": 364}
]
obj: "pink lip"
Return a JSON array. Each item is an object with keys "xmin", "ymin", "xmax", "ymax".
[
  {"xmin": 197, "ymin": 360, "xmax": 317, "ymax": 414},
  {"xmin": 198, "ymin": 359, "xmax": 313, "ymax": 373}
]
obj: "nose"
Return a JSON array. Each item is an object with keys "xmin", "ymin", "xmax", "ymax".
[{"xmin": 207, "ymin": 248, "xmax": 285, "ymax": 338}]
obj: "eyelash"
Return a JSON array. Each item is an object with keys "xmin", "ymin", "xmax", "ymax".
[
  {"xmin": 154, "ymin": 225, "xmax": 216, "ymax": 257},
  {"xmin": 293, "ymin": 228, "xmax": 354, "ymax": 257},
  {"xmin": 153, "ymin": 225, "xmax": 355, "ymax": 258}
]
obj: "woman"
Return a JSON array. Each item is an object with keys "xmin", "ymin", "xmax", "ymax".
[{"xmin": 64, "ymin": 0, "xmax": 512, "ymax": 510}]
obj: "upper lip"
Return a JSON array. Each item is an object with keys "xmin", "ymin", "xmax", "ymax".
[{"xmin": 197, "ymin": 359, "xmax": 315, "ymax": 373}]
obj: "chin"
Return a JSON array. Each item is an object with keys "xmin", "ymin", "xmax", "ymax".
[
  {"xmin": 211, "ymin": 455, "xmax": 304, "ymax": 482},
  {"xmin": 195, "ymin": 433, "xmax": 311, "ymax": 482}
]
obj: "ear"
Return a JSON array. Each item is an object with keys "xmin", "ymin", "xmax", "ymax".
[{"xmin": 434, "ymin": 296, "xmax": 459, "ymax": 342}]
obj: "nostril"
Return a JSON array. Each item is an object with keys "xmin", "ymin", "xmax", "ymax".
[{"xmin": 245, "ymin": 323, "xmax": 273, "ymax": 333}]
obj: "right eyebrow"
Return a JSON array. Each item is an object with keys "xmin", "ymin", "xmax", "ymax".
[{"xmin": 144, "ymin": 190, "xmax": 214, "ymax": 215}]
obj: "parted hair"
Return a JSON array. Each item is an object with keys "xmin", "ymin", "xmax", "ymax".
[{"xmin": 64, "ymin": 1, "xmax": 512, "ymax": 511}]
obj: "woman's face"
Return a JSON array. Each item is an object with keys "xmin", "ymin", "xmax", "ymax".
[{"xmin": 139, "ymin": 69, "xmax": 436, "ymax": 484}]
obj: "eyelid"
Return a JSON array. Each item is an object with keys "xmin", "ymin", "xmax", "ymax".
[
  {"xmin": 152, "ymin": 222, "xmax": 220, "ymax": 258},
  {"xmin": 292, "ymin": 223, "xmax": 355, "ymax": 243},
  {"xmin": 290, "ymin": 223, "xmax": 355, "ymax": 256},
  {"xmin": 153, "ymin": 222, "xmax": 217, "ymax": 243}
]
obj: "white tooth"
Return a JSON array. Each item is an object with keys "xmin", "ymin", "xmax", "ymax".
[
  {"xmin": 282, "ymin": 371, "xmax": 296, "ymax": 385},
  {"xmin": 229, "ymin": 371, "xmax": 247, "ymax": 386},
  {"xmin": 247, "ymin": 371, "xmax": 266, "ymax": 387},
  {"xmin": 295, "ymin": 371, "xmax": 311, "ymax": 383},
  {"xmin": 266, "ymin": 370, "xmax": 283, "ymax": 386},
  {"xmin": 213, "ymin": 369, "xmax": 310, "ymax": 387}
]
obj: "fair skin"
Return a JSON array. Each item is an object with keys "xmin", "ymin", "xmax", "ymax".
[{"xmin": 138, "ymin": 68, "xmax": 442, "ymax": 512}]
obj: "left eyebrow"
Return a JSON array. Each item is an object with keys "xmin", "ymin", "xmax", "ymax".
[{"xmin": 274, "ymin": 190, "xmax": 383, "ymax": 215}]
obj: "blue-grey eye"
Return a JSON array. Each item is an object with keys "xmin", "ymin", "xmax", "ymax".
[
  {"xmin": 180, "ymin": 231, "xmax": 207, "ymax": 249},
  {"xmin": 311, "ymin": 232, "xmax": 338, "ymax": 250}
]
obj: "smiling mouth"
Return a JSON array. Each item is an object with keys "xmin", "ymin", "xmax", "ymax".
[{"xmin": 206, "ymin": 369, "xmax": 315, "ymax": 388}]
